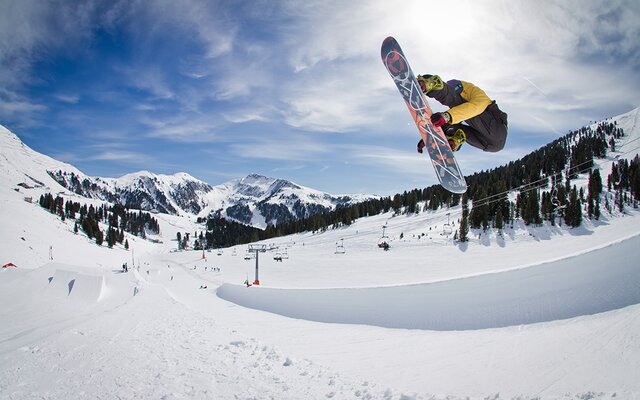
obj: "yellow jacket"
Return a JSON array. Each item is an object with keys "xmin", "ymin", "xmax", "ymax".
[{"xmin": 447, "ymin": 81, "xmax": 493, "ymax": 124}]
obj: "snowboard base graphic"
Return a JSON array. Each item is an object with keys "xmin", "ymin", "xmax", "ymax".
[{"xmin": 381, "ymin": 36, "xmax": 467, "ymax": 194}]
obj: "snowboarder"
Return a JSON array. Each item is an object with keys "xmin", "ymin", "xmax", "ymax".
[{"xmin": 416, "ymin": 75, "xmax": 508, "ymax": 153}]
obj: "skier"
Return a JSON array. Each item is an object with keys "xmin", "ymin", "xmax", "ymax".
[{"xmin": 415, "ymin": 74, "xmax": 508, "ymax": 153}]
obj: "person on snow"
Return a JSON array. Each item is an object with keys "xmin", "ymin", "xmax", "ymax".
[{"xmin": 415, "ymin": 74, "xmax": 508, "ymax": 153}]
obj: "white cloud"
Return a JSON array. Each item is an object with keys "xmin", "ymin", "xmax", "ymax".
[
  {"xmin": 270, "ymin": 0, "xmax": 640, "ymax": 138},
  {"xmin": 142, "ymin": 115, "xmax": 221, "ymax": 143},
  {"xmin": 228, "ymin": 134, "xmax": 330, "ymax": 162},
  {"xmin": 55, "ymin": 94, "xmax": 80, "ymax": 104},
  {"xmin": 2, "ymin": 0, "xmax": 639, "ymax": 194},
  {"xmin": 90, "ymin": 150, "xmax": 153, "ymax": 163}
]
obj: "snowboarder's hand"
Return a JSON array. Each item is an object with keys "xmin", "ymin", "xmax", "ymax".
[
  {"xmin": 431, "ymin": 112, "xmax": 451, "ymax": 128},
  {"xmin": 417, "ymin": 138, "xmax": 426, "ymax": 153}
]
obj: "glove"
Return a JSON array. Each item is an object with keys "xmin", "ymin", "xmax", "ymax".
[
  {"xmin": 448, "ymin": 138, "xmax": 458, "ymax": 152},
  {"xmin": 416, "ymin": 74, "xmax": 432, "ymax": 94},
  {"xmin": 417, "ymin": 138, "xmax": 426, "ymax": 154},
  {"xmin": 431, "ymin": 112, "xmax": 451, "ymax": 128}
]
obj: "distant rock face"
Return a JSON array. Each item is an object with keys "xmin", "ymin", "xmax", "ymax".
[
  {"xmin": 46, "ymin": 169, "xmax": 368, "ymax": 228},
  {"xmin": 47, "ymin": 170, "xmax": 211, "ymax": 215},
  {"xmin": 215, "ymin": 174, "xmax": 364, "ymax": 227},
  {"xmin": 1, "ymin": 126, "xmax": 375, "ymax": 228}
]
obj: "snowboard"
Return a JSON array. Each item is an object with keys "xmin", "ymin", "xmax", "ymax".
[{"xmin": 381, "ymin": 36, "xmax": 467, "ymax": 194}]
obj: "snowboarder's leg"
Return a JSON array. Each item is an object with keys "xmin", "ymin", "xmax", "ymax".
[
  {"xmin": 465, "ymin": 103, "xmax": 508, "ymax": 152},
  {"xmin": 444, "ymin": 122, "xmax": 505, "ymax": 152},
  {"xmin": 445, "ymin": 124, "xmax": 484, "ymax": 151},
  {"xmin": 424, "ymin": 78, "xmax": 508, "ymax": 152}
]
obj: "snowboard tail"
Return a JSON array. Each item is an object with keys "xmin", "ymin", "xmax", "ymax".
[{"xmin": 381, "ymin": 36, "xmax": 467, "ymax": 194}]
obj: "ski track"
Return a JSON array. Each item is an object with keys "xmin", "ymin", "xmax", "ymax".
[{"xmin": 0, "ymin": 284, "xmax": 399, "ymax": 400}]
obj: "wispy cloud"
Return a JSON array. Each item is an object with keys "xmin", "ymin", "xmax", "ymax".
[
  {"xmin": 54, "ymin": 94, "xmax": 80, "ymax": 104},
  {"xmin": 1, "ymin": 0, "xmax": 639, "ymax": 194},
  {"xmin": 228, "ymin": 134, "xmax": 330, "ymax": 162},
  {"xmin": 90, "ymin": 150, "xmax": 155, "ymax": 163}
]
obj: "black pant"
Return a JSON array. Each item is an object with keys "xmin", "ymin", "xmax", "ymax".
[{"xmin": 427, "ymin": 83, "xmax": 508, "ymax": 152}]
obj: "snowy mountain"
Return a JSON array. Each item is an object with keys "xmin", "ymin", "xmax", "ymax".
[
  {"xmin": 202, "ymin": 174, "xmax": 371, "ymax": 228},
  {"xmin": 0, "ymin": 126, "xmax": 372, "ymax": 228}
]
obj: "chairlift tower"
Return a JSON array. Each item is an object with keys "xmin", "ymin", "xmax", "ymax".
[{"xmin": 248, "ymin": 244, "xmax": 267, "ymax": 285}]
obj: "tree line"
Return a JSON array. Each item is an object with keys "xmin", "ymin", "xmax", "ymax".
[
  {"xmin": 39, "ymin": 193, "xmax": 160, "ymax": 248},
  {"xmin": 200, "ymin": 120, "xmax": 637, "ymax": 246}
]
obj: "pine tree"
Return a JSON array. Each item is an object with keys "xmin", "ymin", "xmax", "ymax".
[
  {"xmin": 459, "ymin": 193, "xmax": 469, "ymax": 242},
  {"xmin": 587, "ymin": 169, "xmax": 603, "ymax": 219},
  {"xmin": 564, "ymin": 186, "xmax": 582, "ymax": 227},
  {"xmin": 95, "ymin": 229, "xmax": 104, "ymax": 246},
  {"xmin": 494, "ymin": 206, "xmax": 504, "ymax": 232}
]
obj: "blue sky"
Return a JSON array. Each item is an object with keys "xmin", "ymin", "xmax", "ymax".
[{"xmin": 1, "ymin": 0, "xmax": 639, "ymax": 195}]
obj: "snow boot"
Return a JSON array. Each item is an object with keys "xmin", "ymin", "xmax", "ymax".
[{"xmin": 445, "ymin": 128, "xmax": 466, "ymax": 152}]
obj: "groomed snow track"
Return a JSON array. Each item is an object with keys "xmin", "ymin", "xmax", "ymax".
[{"xmin": 218, "ymin": 235, "xmax": 640, "ymax": 331}]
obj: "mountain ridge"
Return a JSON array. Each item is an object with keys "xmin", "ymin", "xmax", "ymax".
[{"xmin": 0, "ymin": 126, "xmax": 373, "ymax": 229}]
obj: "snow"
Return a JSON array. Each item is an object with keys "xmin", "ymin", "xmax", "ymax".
[
  {"xmin": 218, "ymin": 234, "xmax": 640, "ymax": 330},
  {"xmin": 2, "ymin": 109, "xmax": 640, "ymax": 399}
]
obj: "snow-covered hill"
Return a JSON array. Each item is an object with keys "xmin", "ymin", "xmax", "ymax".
[
  {"xmin": 202, "ymin": 173, "xmax": 372, "ymax": 228},
  {"xmin": 1, "ymin": 109, "xmax": 640, "ymax": 399},
  {"xmin": 0, "ymin": 126, "xmax": 372, "ymax": 227}
]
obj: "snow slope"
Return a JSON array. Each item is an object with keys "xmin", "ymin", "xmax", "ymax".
[
  {"xmin": 2, "ymin": 108, "xmax": 640, "ymax": 399},
  {"xmin": 1, "ymin": 125, "xmax": 371, "ymax": 227},
  {"xmin": 2, "ymin": 194, "xmax": 639, "ymax": 399},
  {"xmin": 218, "ymin": 234, "xmax": 640, "ymax": 330}
]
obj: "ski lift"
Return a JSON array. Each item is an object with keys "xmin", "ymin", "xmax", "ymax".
[
  {"xmin": 551, "ymin": 186, "xmax": 566, "ymax": 210},
  {"xmin": 614, "ymin": 174, "xmax": 623, "ymax": 188},
  {"xmin": 378, "ymin": 225, "xmax": 390, "ymax": 250},
  {"xmin": 335, "ymin": 238, "xmax": 346, "ymax": 254},
  {"xmin": 274, "ymin": 247, "xmax": 289, "ymax": 261},
  {"xmin": 442, "ymin": 212, "xmax": 453, "ymax": 236},
  {"xmin": 244, "ymin": 250, "xmax": 255, "ymax": 260}
]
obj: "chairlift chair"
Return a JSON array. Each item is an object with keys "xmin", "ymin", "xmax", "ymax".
[
  {"xmin": 442, "ymin": 223, "xmax": 453, "ymax": 236},
  {"xmin": 335, "ymin": 239, "xmax": 346, "ymax": 254}
]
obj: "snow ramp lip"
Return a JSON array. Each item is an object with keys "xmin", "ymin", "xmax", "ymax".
[
  {"xmin": 217, "ymin": 235, "xmax": 640, "ymax": 331},
  {"xmin": 47, "ymin": 269, "xmax": 106, "ymax": 302}
]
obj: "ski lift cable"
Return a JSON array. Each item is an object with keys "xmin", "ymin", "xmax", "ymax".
[
  {"xmin": 470, "ymin": 162, "xmax": 595, "ymax": 210},
  {"xmin": 467, "ymin": 143, "xmax": 640, "ymax": 211},
  {"xmin": 617, "ymin": 136, "xmax": 640, "ymax": 149},
  {"xmin": 467, "ymin": 156, "xmax": 596, "ymax": 206},
  {"xmin": 294, "ymin": 144, "xmax": 639, "ymax": 239}
]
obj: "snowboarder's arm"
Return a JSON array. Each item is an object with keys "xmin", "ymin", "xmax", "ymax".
[{"xmin": 446, "ymin": 81, "xmax": 492, "ymax": 124}]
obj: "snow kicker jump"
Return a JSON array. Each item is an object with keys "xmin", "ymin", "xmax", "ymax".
[
  {"xmin": 47, "ymin": 269, "xmax": 106, "ymax": 302},
  {"xmin": 381, "ymin": 36, "xmax": 467, "ymax": 194}
]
